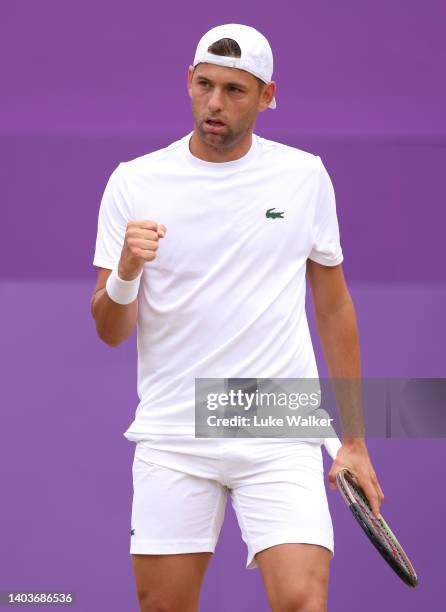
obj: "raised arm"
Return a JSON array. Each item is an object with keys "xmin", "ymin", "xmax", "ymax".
[
  {"xmin": 90, "ymin": 268, "xmax": 139, "ymax": 347},
  {"xmin": 91, "ymin": 220, "xmax": 166, "ymax": 347}
]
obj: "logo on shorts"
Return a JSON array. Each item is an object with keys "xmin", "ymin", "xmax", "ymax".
[
  {"xmin": 266, "ymin": 207, "xmax": 284, "ymax": 219},
  {"xmin": 131, "ymin": 528, "xmax": 135, "ymax": 536}
]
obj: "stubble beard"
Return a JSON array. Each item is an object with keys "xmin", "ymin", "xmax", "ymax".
[{"xmin": 196, "ymin": 119, "xmax": 237, "ymax": 150}]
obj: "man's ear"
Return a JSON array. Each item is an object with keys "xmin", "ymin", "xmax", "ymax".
[
  {"xmin": 258, "ymin": 81, "xmax": 276, "ymax": 112},
  {"xmin": 187, "ymin": 65, "xmax": 194, "ymax": 97},
  {"xmin": 263, "ymin": 81, "xmax": 276, "ymax": 108}
]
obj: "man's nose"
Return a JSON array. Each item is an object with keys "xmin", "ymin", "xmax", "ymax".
[{"xmin": 207, "ymin": 87, "xmax": 224, "ymax": 110}]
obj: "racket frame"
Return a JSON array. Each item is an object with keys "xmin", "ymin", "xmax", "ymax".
[{"xmin": 322, "ymin": 435, "xmax": 418, "ymax": 587}]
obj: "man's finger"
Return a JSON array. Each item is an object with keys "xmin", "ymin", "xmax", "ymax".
[
  {"xmin": 376, "ymin": 481, "xmax": 385, "ymax": 503},
  {"xmin": 328, "ymin": 468, "xmax": 337, "ymax": 491},
  {"xmin": 361, "ymin": 480, "xmax": 381, "ymax": 518},
  {"xmin": 130, "ymin": 220, "xmax": 158, "ymax": 230},
  {"xmin": 157, "ymin": 224, "xmax": 167, "ymax": 238}
]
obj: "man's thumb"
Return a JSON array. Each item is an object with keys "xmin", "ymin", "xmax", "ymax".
[
  {"xmin": 157, "ymin": 224, "xmax": 167, "ymax": 238},
  {"xmin": 328, "ymin": 471, "xmax": 336, "ymax": 491}
]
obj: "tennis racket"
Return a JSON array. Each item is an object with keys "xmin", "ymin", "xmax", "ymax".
[{"xmin": 323, "ymin": 435, "xmax": 418, "ymax": 587}]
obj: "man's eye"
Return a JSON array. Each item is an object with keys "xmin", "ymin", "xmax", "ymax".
[{"xmin": 197, "ymin": 82, "xmax": 241, "ymax": 92}]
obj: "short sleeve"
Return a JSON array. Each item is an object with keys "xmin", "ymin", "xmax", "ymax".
[
  {"xmin": 92, "ymin": 164, "xmax": 131, "ymax": 269},
  {"xmin": 308, "ymin": 157, "xmax": 344, "ymax": 266}
]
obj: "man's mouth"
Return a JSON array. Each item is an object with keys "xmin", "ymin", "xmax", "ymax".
[
  {"xmin": 205, "ymin": 118, "xmax": 225, "ymax": 126},
  {"xmin": 204, "ymin": 118, "xmax": 226, "ymax": 133}
]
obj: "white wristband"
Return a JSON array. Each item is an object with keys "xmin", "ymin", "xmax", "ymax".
[{"xmin": 105, "ymin": 267, "xmax": 143, "ymax": 305}]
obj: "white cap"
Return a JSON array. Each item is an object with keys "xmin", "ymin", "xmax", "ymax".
[{"xmin": 192, "ymin": 23, "xmax": 276, "ymax": 110}]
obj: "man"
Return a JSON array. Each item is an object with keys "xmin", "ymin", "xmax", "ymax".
[{"xmin": 91, "ymin": 23, "xmax": 384, "ymax": 612}]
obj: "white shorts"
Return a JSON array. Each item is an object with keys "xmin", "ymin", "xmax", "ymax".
[{"xmin": 130, "ymin": 437, "xmax": 334, "ymax": 570}]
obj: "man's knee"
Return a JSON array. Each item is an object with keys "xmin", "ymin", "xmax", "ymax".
[
  {"xmin": 137, "ymin": 590, "xmax": 195, "ymax": 612},
  {"xmin": 273, "ymin": 578, "xmax": 328, "ymax": 612},
  {"xmin": 132, "ymin": 551, "xmax": 210, "ymax": 612},
  {"xmin": 278, "ymin": 594, "xmax": 326, "ymax": 612}
]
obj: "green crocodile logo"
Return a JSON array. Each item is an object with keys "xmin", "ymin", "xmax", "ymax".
[{"xmin": 266, "ymin": 207, "xmax": 284, "ymax": 219}]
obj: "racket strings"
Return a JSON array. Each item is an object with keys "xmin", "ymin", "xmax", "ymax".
[
  {"xmin": 336, "ymin": 470, "xmax": 418, "ymax": 586},
  {"xmin": 348, "ymin": 476, "xmax": 411, "ymax": 571}
]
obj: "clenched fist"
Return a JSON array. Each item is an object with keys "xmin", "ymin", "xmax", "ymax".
[{"xmin": 118, "ymin": 220, "xmax": 167, "ymax": 280}]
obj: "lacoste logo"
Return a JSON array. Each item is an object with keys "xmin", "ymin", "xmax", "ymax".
[
  {"xmin": 266, "ymin": 207, "xmax": 284, "ymax": 219},
  {"xmin": 131, "ymin": 528, "xmax": 135, "ymax": 536}
]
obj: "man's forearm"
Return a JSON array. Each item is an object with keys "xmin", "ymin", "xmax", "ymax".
[
  {"xmin": 315, "ymin": 297, "xmax": 360, "ymax": 378},
  {"xmin": 91, "ymin": 288, "xmax": 138, "ymax": 347},
  {"xmin": 314, "ymin": 298, "xmax": 365, "ymax": 442}
]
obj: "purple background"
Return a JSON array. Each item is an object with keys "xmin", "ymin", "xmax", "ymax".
[{"xmin": 1, "ymin": 2, "xmax": 444, "ymax": 610}]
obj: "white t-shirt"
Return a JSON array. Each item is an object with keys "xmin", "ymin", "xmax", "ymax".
[{"xmin": 93, "ymin": 131, "xmax": 344, "ymax": 440}]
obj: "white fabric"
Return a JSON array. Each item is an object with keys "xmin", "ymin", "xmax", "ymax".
[
  {"xmin": 193, "ymin": 23, "xmax": 277, "ymax": 109},
  {"xmin": 92, "ymin": 131, "xmax": 344, "ymax": 440},
  {"xmin": 105, "ymin": 267, "xmax": 143, "ymax": 305},
  {"xmin": 130, "ymin": 437, "xmax": 334, "ymax": 569}
]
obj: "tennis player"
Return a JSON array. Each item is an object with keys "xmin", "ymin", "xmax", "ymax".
[{"xmin": 91, "ymin": 23, "xmax": 384, "ymax": 612}]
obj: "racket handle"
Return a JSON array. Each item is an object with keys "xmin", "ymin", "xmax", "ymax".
[{"xmin": 322, "ymin": 436, "xmax": 342, "ymax": 460}]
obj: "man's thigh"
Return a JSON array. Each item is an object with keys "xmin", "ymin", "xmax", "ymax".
[
  {"xmin": 256, "ymin": 543, "xmax": 331, "ymax": 612},
  {"xmin": 130, "ymin": 446, "xmax": 227, "ymax": 557},
  {"xmin": 229, "ymin": 440, "xmax": 334, "ymax": 571},
  {"xmin": 130, "ymin": 445, "xmax": 227, "ymax": 610},
  {"xmin": 132, "ymin": 552, "xmax": 212, "ymax": 612}
]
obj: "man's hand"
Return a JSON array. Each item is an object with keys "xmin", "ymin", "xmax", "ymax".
[
  {"xmin": 118, "ymin": 220, "xmax": 167, "ymax": 280},
  {"xmin": 328, "ymin": 439, "xmax": 385, "ymax": 519}
]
